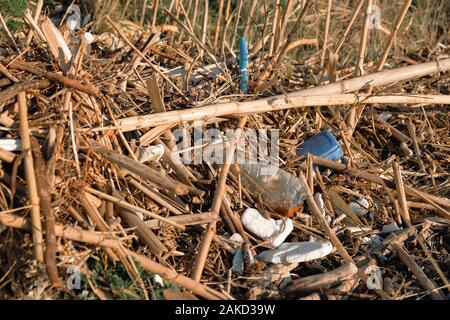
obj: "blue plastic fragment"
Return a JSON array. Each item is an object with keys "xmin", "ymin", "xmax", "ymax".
[
  {"xmin": 296, "ymin": 130, "xmax": 344, "ymax": 163},
  {"xmin": 239, "ymin": 36, "xmax": 249, "ymax": 93}
]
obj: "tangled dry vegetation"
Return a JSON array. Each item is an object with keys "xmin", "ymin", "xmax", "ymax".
[{"xmin": 0, "ymin": 0, "xmax": 449, "ymax": 300}]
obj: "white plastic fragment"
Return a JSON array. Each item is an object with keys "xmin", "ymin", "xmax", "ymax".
[
  {"xmin": 83, "ymin": 32, "xmax": 95, "ymax": 44},
  {"xmin": 257, "ymin": 241, "xmax": 334, "ymax": 265},
  {"xmin": 0, "ymin": 139, "xmax": 21, "ymax": 151},
  {"xmin": 381, "ymin": 222, "xmax": 400, "ymax": 234},
  {"xmin": 229, "ymin": 233, "xmax": 245, "ymax": 274},
  {"xmin": 232, "ymin": 247, "xmax": 244, "ymax": 274},
  {"xmin": 314, "ymin": 193, "xmax": 331, "ymax": 224},
  {"xmin": 138, "ymin": 144, "xmax": 164, "ymax": 163},
  {"xmin": 349, "ymin": 197, "xmax": 370, "ymax": 216},
  {"xmin": 229, "ymin": 233, "xmax": 244, "ymax": 249},
  {"xmin": 241, "ymin": 208, "xmax": 293, "ymax": 247},
  {"xmin": 153, "ymin": 274, "xmax": 164, "ymax": 287},
  {"xmin": 66, "ymin": 5, "xmax": 81, "ymax": 31},
  {"xmin": 362, "ymin": 234, "xmax": 383, "ymax": 247},
  {"xmin": 365, "ymin": 265, "xmax": 383, "ymax": 290}
]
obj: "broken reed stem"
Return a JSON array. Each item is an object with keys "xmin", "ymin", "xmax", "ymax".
[
  {"xmin": 213, "ymin": 0, "xmax": 225, "ymax": 50},
  {"xmin": 85, "ymin": 186, "xmax": 185, "ymax": 230},
  {"xmin": 392, "ymin": 161, "xmax": 411, "ymax": 224},
  {"xmin": 348, "ymin": 0, "xmax": 373, "ymax": 136},
  {"xmin": 191, "ymin": 116, "xmax": 248, "ymax": 282},
  {"xmin": 0, "ymin": 211, "xmax": 229, "ymax": 300},
  {"xmin": 320, "ymin": 0, "xmax": 333, "ymax": 68},
  {"xmin": 17, "ymin": 92, "xmax": 44, "ymax": 263},
  {"xmin": 391, "ymin": 243, "xmax": 445, "ymax": 300},
  {"xmin": 25, "ymin": 0, "xmax": 44, "ymax": 45},
  {"xmin": 334, "ymin": 0, "xmax": 365, "ymax": 55},
  {"xmin": 104, "ymin": 16, "xmax": 188, "ymax": 101},
  {"xmin": 351, "ymin": 0, "xmax": 412, "ymax": 137},
  {"xmin": 93, "ymin": 94, "xmax": 450, "ymax": 133},
  {"xmin": 311, "ymin": 156, "xmax": 450, "ymax": 213},
  {"xmin": 30, "ymin": 138, "xmax": 60, "ymax": 287}
]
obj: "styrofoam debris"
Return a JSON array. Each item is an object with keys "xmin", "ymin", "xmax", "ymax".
[
  {"xmin": 381, "ymin": 222, "xmax": 400, "ymax": 234},
  {"xmin": 365, "ymin": 265, "xmax": 383, "ymax": 290},
  {"xmin": 153, "ymin": 274, "xmax": 164, "ymax": 287},
  {"xmin": 362, "ymin": 234, "xmax": 383, "ymax": 247},
  {"xmin": 257, "ymin": 241, "xmax": 333, "ymax": 265},
  {"xmin": 138, "ymin": 144, "xmax": 164, "ymax": 163},
  {"xmin": 0, "ymin": 139, "xmax": 21, "ymax": 151},
  {"xmin": 349, "ymin": 197, "xmax": 370, "ymax": 216},
  {"xmin": 66, "ymin": 5, "xmax": 81, "ymax": 31},
  {"xmin": 241, "ymin": 208, "xmax": 293, "ymax": 247}
]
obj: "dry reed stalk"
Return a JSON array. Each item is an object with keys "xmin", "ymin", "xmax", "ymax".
[
  {"xmin": 406, "ymin": 119, "xmax": 426, "ymax": 172},
  {"xmin": 347, "ymin": 0, "xmax": 373, "ymax": 136},
  {"xmin": 351, "ymin": 0, "xmax": 413, "ymax": 137},
  {"xmin": 0, "ymin": 79, "xmax": 51, "ymax": 105},
  {"xmin": 200, "ymin": 0, "xmax": 208, "ymax": 46},
  {"xmin": 191, "ymin": 117, "xmax": 248, "ymax": 282},
  {"xmin": 0, "ymin": 147, "xmax": 15, "ymax": 163},
  {"xmin": 7, "ymin": 60, "xmax": 100, "ymax": 96},
  {"xmin": 85, "ymin": 186, "xmax": 186, "ymax": 230},
  {"xmin": 0, "ymin": 63, "xmax": 19, "ymax": 82},
  {"xmin": 320, "ymin": 0, "xmax": 333, "ymax": 68},
  {"xmin": 151, "ymin": 0, "xmax": 160, "ymax": 28},
  {"xmin": 285, "ymin": 263, "xmax": 358, "ymax": 295},
  {"xmin": 30, "ymin": 138, "xmax": 60, "ymax": 287},
  {"xmin": 92, "ymin": 93, "xmax": 450, "ymax": 132},
  {"xmin": 0, "ymin": 211, "xmax": 228, "ymax": 300},
  {"xmin": 333, "ymin": 0, "xmax": 365, "ymax": 55},
  {"xmin": 391, "ymin": 243, "xmax": 445, "ymax": 300},
  {"xmin": 112, "ymin": 189, "xmax": 167, "ymax": 256},
  {"xmin": 213, "ymin": 0, "xmax": 225, "ymax": 49},
  {"xmin": 17, "ymin": 92, "xmax": 44, "ymax": 263},
  {"xmin": 311, "ymin": 155, "xmax": 450, "ymax": 213},
  {"xmin": 25, "ymin": 0, "xmax": 44, "ymax": 45},
  {"xmin": 105, "ymin": 16, "xmax": 187, "ymax": 100},
  {"xmin": 0, "ymin": 12, "xmax": 18, "ymax": 49},
  {"xmin": 145, "ymin": 212, "xmax": 219, "ymax": 230},
  {"xmin": 0, "ymin": 212, "xmax": 120, "ymax": 248},
  {"xmin": 269, "ymin": 0, "xmax": 281, "ymax": 56},
  {"xmin": 93, "ymin": 146, "xmax": 191, "ymax": 196},
  {"xmin": 392, "ymin": 161, "xmax": 411, "ymax": 224},
  {"xmin": 140, "ymin": 0, "xmax": 148, "ymax": 26},
  {"xmin": 41, "ymin": 17, "xmax": 73, "ymax": 74}
]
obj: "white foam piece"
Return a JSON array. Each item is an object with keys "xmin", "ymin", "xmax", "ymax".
[
  {"xmin": 83, "ymin": 32, "xmax": 94, "ymax": 44},
  {"xmin": 241, "ymin": 208, "xmax": 293, "ymax": 247},
  {"xmin": 365, "ymin": 265, "xmax": 383, "ymax": 290},
  {"xmin": 0, "ymin": 139, "xmax": 21, "ymax": 151},
  {"xmin": 349, "ymin": 197, "xmax": 370, "ymax": 216},
  {"xmin": 138, "ymin": 144, "xmax": 164, "ymax": 163},
  {"xmin": 257, "ymin": 241, "xmax": 334, "ymax": 264}
]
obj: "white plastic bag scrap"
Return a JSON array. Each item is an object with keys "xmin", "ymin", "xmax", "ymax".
[
  {"xmin": 229, "ymin": 233, "xmax": 244, "ymax": 250},
  {"xmin": 138, "ymin": 144, "xmax": 164, "ymax": 163},
  {"xmin": 153, "ymin": 274, "xmax": 164, "ymax": 287},
  {"xmin": 257, "ymin": 241, "xmax": 333, "ymax": 265},
  {"xmin": 365, "ymin": 265, "xmax": 383, "ymax": 290},
  {"xmin": 241, "ymin": 208, "xmax": 293, "ymax": 247},
  {"xmin": 349, "ymin": 197, "xmax": 370, "ymax": 216}
]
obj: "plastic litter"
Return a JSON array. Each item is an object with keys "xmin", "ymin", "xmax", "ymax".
[
  {"xmin": 237, "ymin": 164, "xmax": 307, "ymax": 217},
  {"xmin": 257, "ymin": 241, "xmax": 334, "ymax": 265},
  {"xmin": 239, "ymin": 37, "xmax": 249, "ymax": 93},
  {"xmin": 296, "ymin": 130, "xmax": 344, "ymax": 163},
  {"xmin": 381, "ymin": 222, "xmax": 400, "ymax": 234},
  {"xmin": 349, "ymin": 197, "xmax": 370, "ymax": 216},
  {"xmin": 365, "ymin": 265, "xmax": 383, "ymax": 290},
  {"xmin": 241, "ymin": 208, "xmax": 293, "ymax": 247},
  {"xmin": 153, "ymin": 274, "xmax": 164, "ymax": 287},
  {"xmin": 0, "ymin": 139, "xmax": 21, "ymax": 151},
  {"xmin": 138, "ymin": 144, "xmax": 164, "ymax": 163}
]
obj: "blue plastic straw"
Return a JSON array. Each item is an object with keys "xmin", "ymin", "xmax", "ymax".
[{"xmin": 239, "ymin": 37, "xmax": 249, "ymax": 93}]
